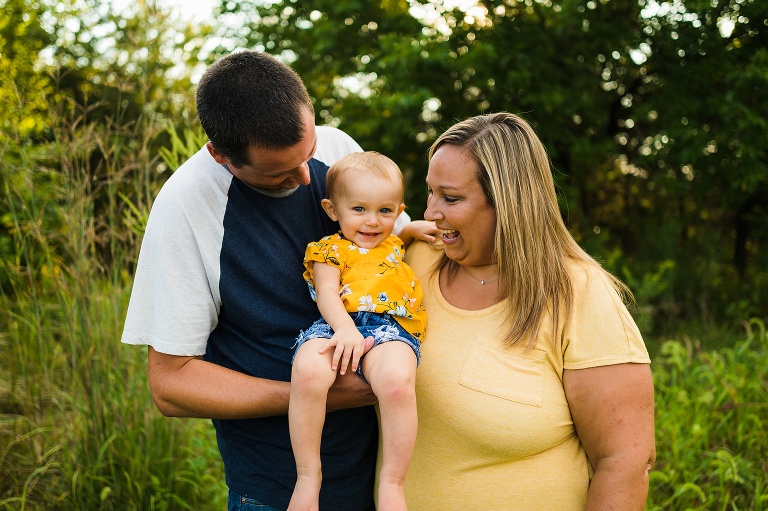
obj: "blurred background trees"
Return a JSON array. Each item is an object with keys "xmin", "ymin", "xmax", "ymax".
[
  {"xmin": 218, "ymin": 0, "xmax": 767, "ymax": 333},
  {"xmin": 2, "ymin": 0, "xmax": 766, "ymax": 336}
]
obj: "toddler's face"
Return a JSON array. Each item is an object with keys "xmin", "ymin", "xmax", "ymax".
[{"xmin": 325, "ymin": 174, "xmax": 404, "ymax": 249}]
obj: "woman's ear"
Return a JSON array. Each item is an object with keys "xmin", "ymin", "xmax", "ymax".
[{"xmin": 321, "ymin": 198, "xmax": 338, "ymax": 221}]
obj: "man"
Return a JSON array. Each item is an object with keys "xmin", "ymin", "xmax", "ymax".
[{"xmin": 121, "ymin": 51, "xmax": 379, "ymax": 510}]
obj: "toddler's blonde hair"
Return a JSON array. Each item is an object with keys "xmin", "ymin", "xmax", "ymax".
[{"xmin": 326, "ymin": 151, "xmax": 404, "ymax": 202}]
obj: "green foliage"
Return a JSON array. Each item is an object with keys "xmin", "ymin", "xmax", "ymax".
[
  {"xmin": 0, "ymin": 95, "xmax": 225, "ymax": 511},
  {"xmin": 649, "ymin": 319, "xmax": 768, "ymax": 509},
  {"xmin": 119, "ymin": 123, "xmax": 208, "ymax": 236},
  {"xmin": 0, "ymin": 0, "xmax": 216, "ymax": 289},
  {"xmin": 217, "ymin": 0, "xmax": 768, "ymax": 331},
  {"xmin": 1, "ymin": 2, "xmax": 225, "ymax": 508},
  {"xmin": 158, "ymin": 124, "xmax": 209, "ymax": 173},
  {"xmin": 0, "ymin": 0, "xmax": 55, "ymax": 140},
  {"xmin": 607, "ymin": 252, "xmax": 676, "ymax": 335}
]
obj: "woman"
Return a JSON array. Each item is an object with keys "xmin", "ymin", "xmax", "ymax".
[{"xmin": 404, "ymin": 112, "xmax": 655, "ymax": 510}]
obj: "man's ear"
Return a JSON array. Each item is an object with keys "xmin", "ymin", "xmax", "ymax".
[
  {"xmin": 206, "ymin": 142, "xmax": 229, "ymax": 165},
  {"xmin": 321, "ymin": 198, "xmax": 338, "ymax": 221}
]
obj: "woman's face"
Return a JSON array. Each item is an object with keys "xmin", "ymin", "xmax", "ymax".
[{"xmin": 424, "ymin": 144, "xmax": 497, "ymax": 268}]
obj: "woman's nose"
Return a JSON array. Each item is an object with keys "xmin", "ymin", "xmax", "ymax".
[{"xmin": 424, "ymin": 197, "xmax": 440, "ymax": 221}]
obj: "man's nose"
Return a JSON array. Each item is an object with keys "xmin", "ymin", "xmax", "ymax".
[{"xmin": 295, "ymin": 161, "xmax": 311, "ymax": 185}]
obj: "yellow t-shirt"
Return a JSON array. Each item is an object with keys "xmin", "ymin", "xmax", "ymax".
[
  {"xmin": 303, "ymin": 232, "xmax": 426, "ymax": 339},
  {"xmin": 402, "ymin": 241, "xmax": 650, "ymax": 510}
]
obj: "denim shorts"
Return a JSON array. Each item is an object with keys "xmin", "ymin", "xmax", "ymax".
[
  {"xmin": 227, "ymin": 490, "xmax": 282, "ymax": 510},
  {"xmin": 294, "ymin": 311, "xmax": 421, "ymax": 380}
]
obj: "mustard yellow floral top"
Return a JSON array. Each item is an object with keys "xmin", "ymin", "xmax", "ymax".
[{"xmin": 303, "ymin": 232, "xmax": 426, "ymax": 340}]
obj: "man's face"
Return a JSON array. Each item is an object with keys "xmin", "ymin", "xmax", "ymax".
[{"xmin": 207, "ymin": 108, "xmax": 317, "ymax": 190}]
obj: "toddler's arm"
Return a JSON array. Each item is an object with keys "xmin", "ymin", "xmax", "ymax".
[
  {"xmin": 398, "ymin": 220, "xmax": 438, "ymax": 247},
  {"xmin": 313, "ymin": 262, "xmax": 366, "ymax": 375}
]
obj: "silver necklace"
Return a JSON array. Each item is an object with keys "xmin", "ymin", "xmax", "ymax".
[{"xmin": 461, "ymin": 265, "xmax": 499, "ymax": 285}]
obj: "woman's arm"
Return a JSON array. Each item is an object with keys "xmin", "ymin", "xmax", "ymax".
[{"xmin": 563, "ymin": 363, "xmax": 656, "ymax": 511}]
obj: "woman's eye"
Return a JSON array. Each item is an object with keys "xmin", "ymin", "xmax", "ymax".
[
  {"xmin": 426, "ymin": 187, "xmax": 433, "ymax": 195},
  {"xmin": 444, "ymin": 196, "xmax": 459, "ymax": 204}
]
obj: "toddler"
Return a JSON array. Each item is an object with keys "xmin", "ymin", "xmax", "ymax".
[{"xmin": 288, "ymin": 151, "xmax": 435, "ymax": 511}]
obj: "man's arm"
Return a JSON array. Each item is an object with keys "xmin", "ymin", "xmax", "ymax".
[
  {"xmin": 148, "ymin": 347, "xmax": 376, "ymax": 419},
  {"xmin": 148, "ymin": 347, "xmax": 288, "ymax": 418}
]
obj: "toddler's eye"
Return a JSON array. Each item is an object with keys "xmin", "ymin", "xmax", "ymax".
[
  {"xmin": 353, "ymin": 206, "xmax": 364, "ymax": 212},
  {"xmin": 380, "ymin": 208, "xmax": 392, "ymax": 214}
]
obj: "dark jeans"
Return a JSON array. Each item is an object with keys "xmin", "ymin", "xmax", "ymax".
[{"xmin": 228, "ymin": 490, "xmax": 283, "ymax": 511}]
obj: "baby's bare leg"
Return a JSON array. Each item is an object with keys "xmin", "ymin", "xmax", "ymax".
[
  {"xmin": 288, "ymin": 338, "xmax": 337, "ymax": 511},
  {"xmin": 362, "ymin": 341, "xmax": 418, "ymax": 511}
]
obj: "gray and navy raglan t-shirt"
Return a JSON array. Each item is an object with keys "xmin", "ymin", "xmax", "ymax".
[{"xmin": 121, "ymin": 137, "xmax": 377, "ymax": 510}]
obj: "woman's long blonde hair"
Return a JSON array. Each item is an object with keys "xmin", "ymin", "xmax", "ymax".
[{"xmin": 429, "ymin": 112, "xmax": 632, "ymax": 348}]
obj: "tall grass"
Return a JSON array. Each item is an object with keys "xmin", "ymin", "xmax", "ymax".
[
  {"xmin": 0, "ymin": 98, "xmax": 225, "ymax": 510},
  {"xmin": 649, "ymin": 318, "xmax": 768, "ymax": 509}
]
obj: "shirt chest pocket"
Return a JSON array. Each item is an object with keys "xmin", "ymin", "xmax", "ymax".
[{"xmin": 458, "ymin": 337, "xmax": 546, "ymax": 407}]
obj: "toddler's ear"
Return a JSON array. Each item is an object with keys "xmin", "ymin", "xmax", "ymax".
[
  {"xmin": 321, "ymin": 198, "xmax": 338, "ymax": 221},
  {"xmin": 397, "ymin": 203, "xmax": 406, "ymax": 216}
]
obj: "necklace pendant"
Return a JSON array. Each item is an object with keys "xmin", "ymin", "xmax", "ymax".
[{"xmin": 480, "ymin": 280, "xmax": 485, "ymax": 285}]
